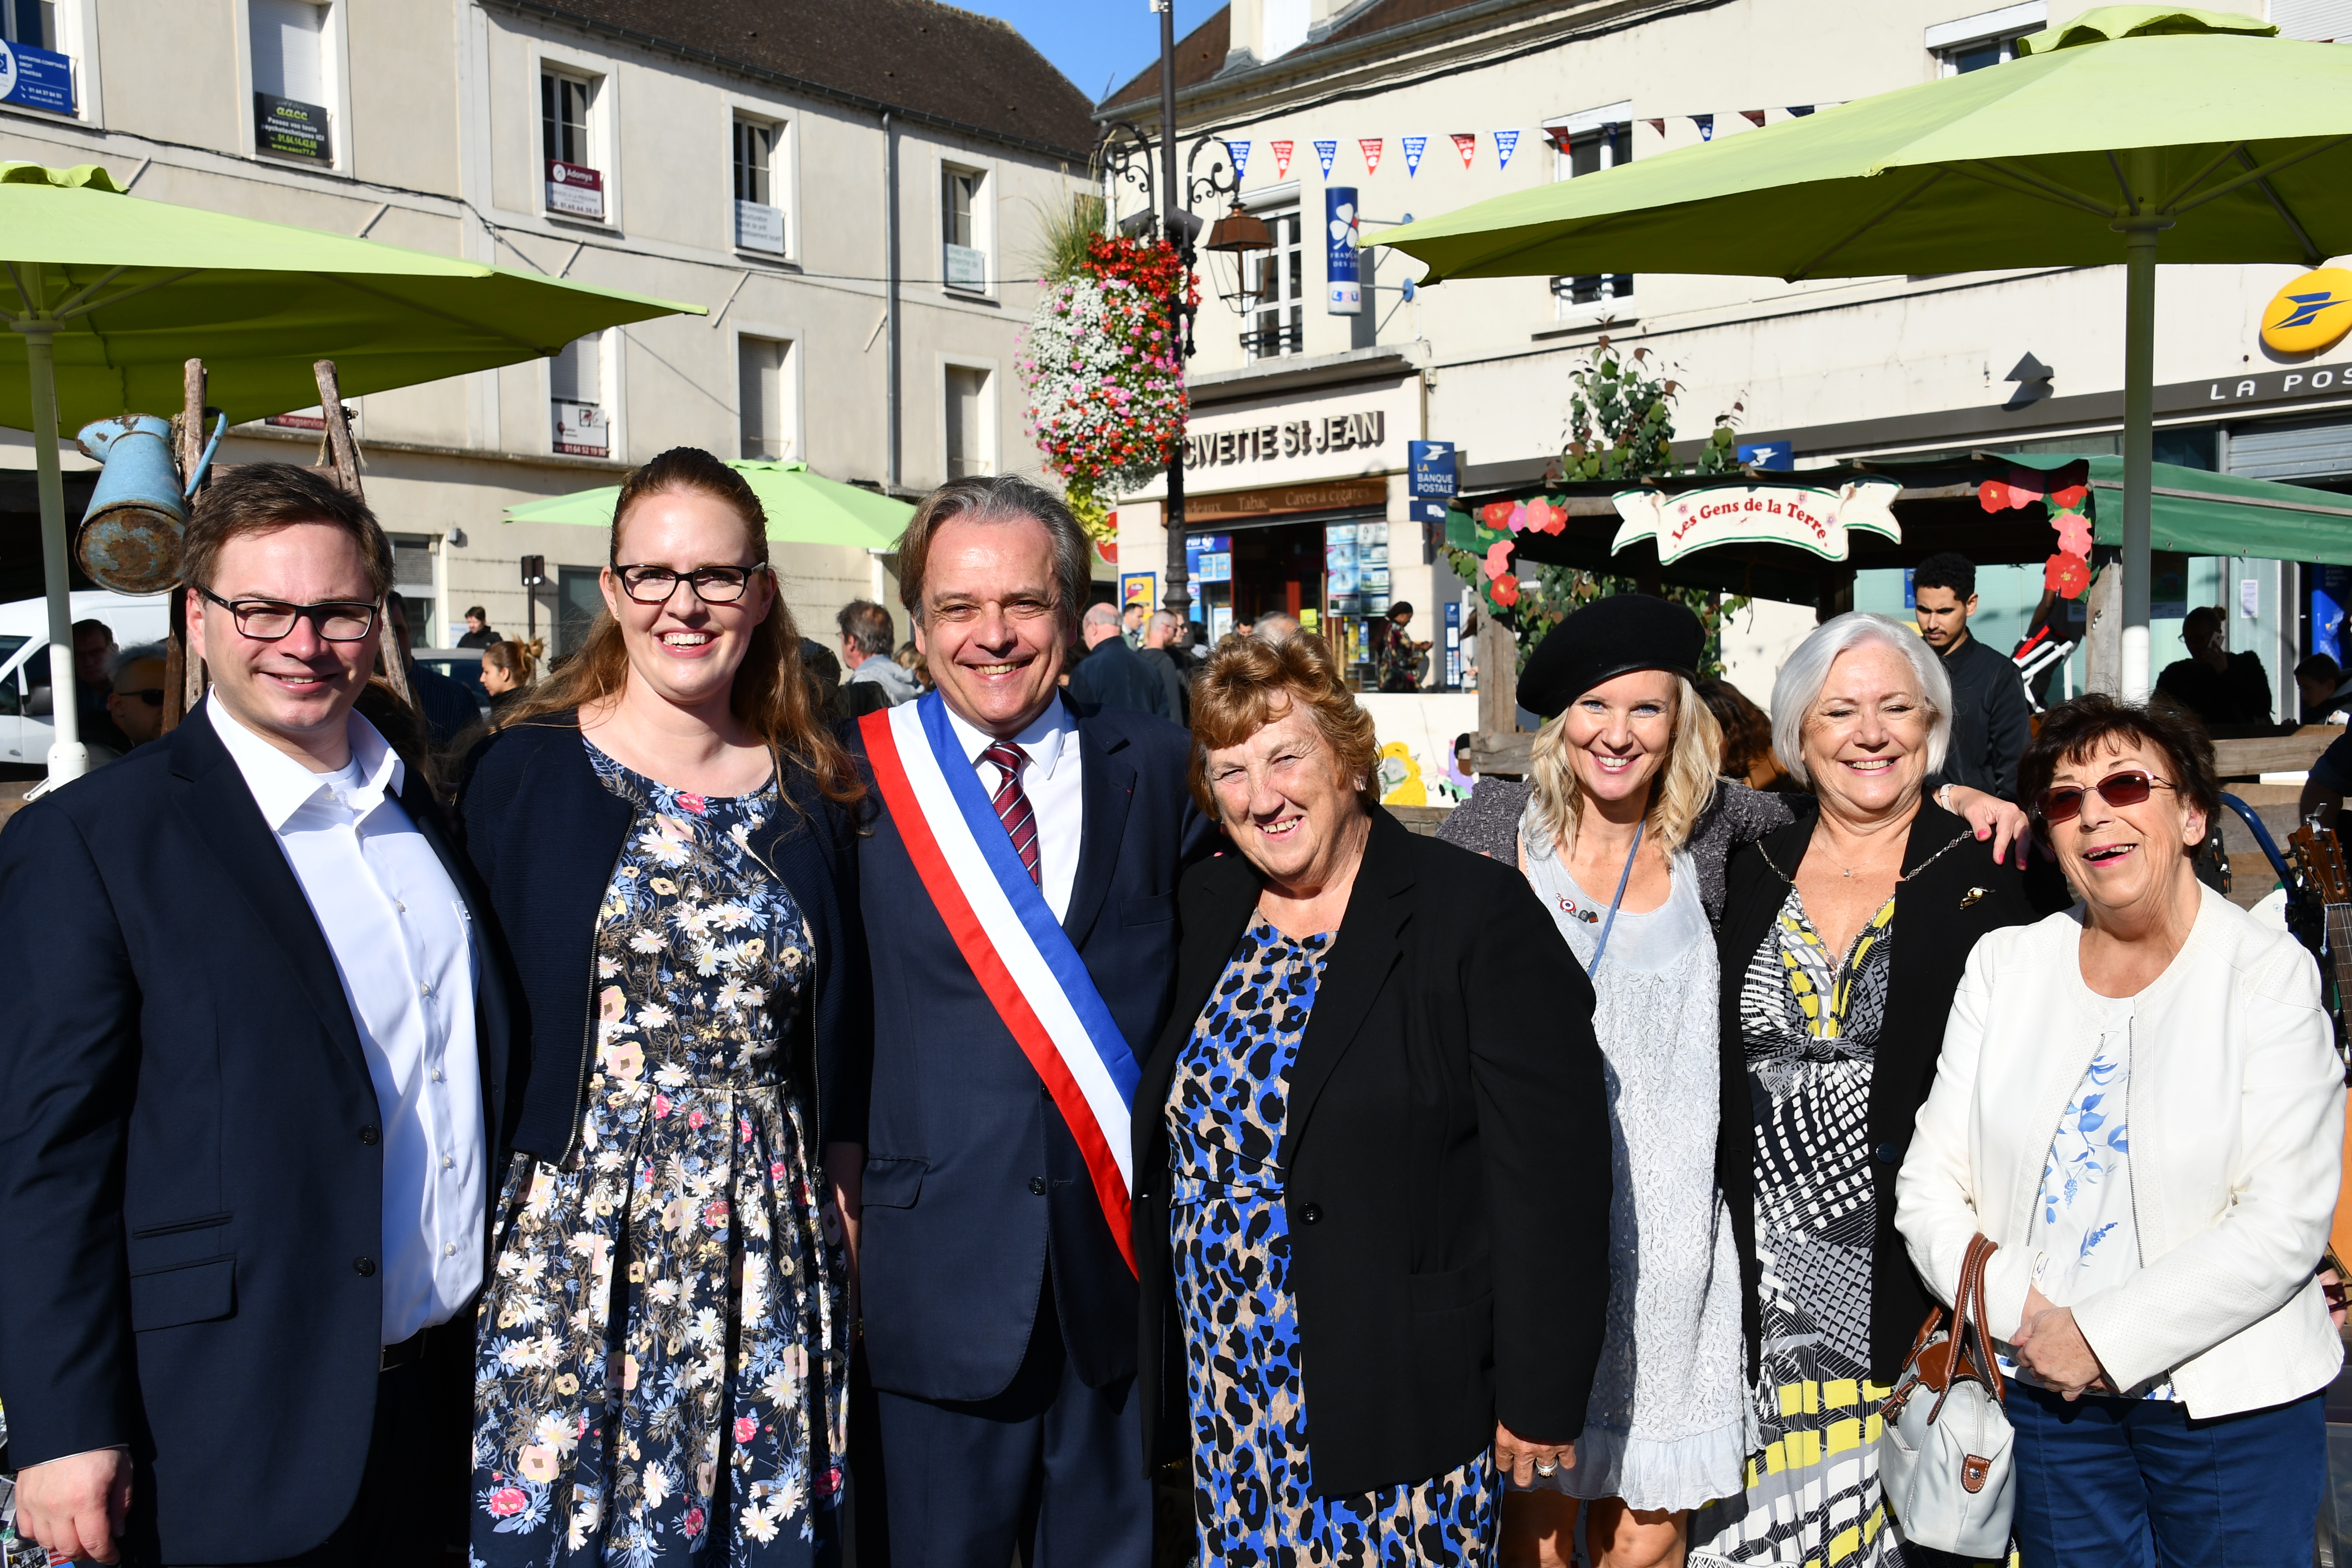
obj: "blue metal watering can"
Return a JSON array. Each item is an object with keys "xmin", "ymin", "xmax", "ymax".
[{"xmin": 74, "ymin": 411, "xmax": 224, "ymax": 593}]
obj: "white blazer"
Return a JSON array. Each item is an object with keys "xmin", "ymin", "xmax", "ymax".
[{"xmin": 1896, "ymin": 883, "xmax": 2345, "ymax": 1419}]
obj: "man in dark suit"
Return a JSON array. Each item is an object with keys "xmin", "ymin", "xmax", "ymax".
[
  {"xmin": 835, "ymin": 475, "xmax": 1209, "ymax": 1567},
  {"xmin": 1912, "ymin": 551, "xmax": 2033, "ymax": 800},
  {"xmin": 0, "ymin": 464, "xmax": 513, "ymax": 1567},
  {"xmin": 1065, "ymin": 600, "xmax": 1168, "ymax": 718}
]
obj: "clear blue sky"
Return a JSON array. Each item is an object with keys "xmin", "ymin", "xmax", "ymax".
[{"xmin": 957, "ymin": 0, "xmax": 1222, "ymax": 107}]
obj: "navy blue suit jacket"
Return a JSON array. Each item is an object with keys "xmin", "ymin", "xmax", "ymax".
[
  {"xmin": 454, "ymin": 713, "xmax": 868, "ymax": 1162},
  {"xmin": 1065, "ymin": 637, "xmax": 1169, "ymax": 719},
  {"xmin": 0, "ymin": 705, "xmax": 516, "ymax": 1564},
  {"xmin": 842, "ymin": 696, "xmax": 1209, "ymax": 1400}
]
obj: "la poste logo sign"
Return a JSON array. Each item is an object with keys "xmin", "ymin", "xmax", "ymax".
[{"xmin": 2260, "ymin": 267, "xmax": 2352, "ymax": 356}]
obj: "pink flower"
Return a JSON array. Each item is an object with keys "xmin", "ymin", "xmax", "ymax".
[
  {"xmin": 769, "ymin": 1160, "xmax": 787, "ymax": 1181},
  {"xmin": 686, "ymin": 1109, "xmax": 706, "ymax": 1130},
  {"xmin": 734, "ymin": 1416, "xmax": 760, "ymax": 1443},
  {"xmin": 487, "ymin": 1486, "xmax": 529, "ymax": 1517},
  {"xmin": 683, "ymin": 1507, "xmax": 706, "ymax": 1538},
  {"xmin": 677, "ymin": 792, "xmax": 707, "ymax": 815},
  {"xmin": 653, "ymin": 1094, "xmax": 672, "ymax": 1119},
  {"xmin": 816, "ymin": 1466, "xmax": 843, "ymax": 1499},
  {"xmin": 703, "ymin": 1200, "xmax": 730, "ymax": 1228},
  {"xmin": 740, "ymin": 1116, "xmax": 754, "ymax": 1144}
]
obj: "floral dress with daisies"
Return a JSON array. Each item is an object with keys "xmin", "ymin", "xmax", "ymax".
[{"xmin": 471, "ymin": 742, "xmax": 847, "ymax": 1568}]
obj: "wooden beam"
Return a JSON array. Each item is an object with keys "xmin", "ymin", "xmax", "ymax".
[
  {"xmin": 312, "ymin": 359, "xmax": 364, "ymax": 498},
  {"xmin": 162, "ymin": 359, "xmax": 208, "ymax": 734},
  {"xmin": 2212, "ymin": 726, "xmax": 2343, "ymax": 779}
]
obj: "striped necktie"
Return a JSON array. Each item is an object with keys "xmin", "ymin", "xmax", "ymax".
[{"xmin": 980, "ymin": 740, "xmax": 1040, "ymax": 885}]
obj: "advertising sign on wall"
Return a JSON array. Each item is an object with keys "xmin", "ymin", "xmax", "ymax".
[
  {"xmin": 256, "ymin": 94, "xmax": 330, "ymax": 162},
  {"xmin": 1408, "ymin": 439, "xmax": 1456, "ymax": 524},
  {"xmin": 0, "ymin": 39, "xmax": 74, "ymax": 114},
  {"xmin": 735, "ymin": 200, "xmax": 784, "ymax": 253},
  {"xmin": 552, "ymin": 399, "xmax": 609, "ymax": 457},
  {"xmin": 547, "ymin": 161, "xmax": 605, "ymax": 220},
  {"xmin": 1326, "ymin": 187, "xmax": 1361, "ymax": 316}
]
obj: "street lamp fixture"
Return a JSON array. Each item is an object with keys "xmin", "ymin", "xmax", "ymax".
[{"xmin": 1203, "ymin": 203, "xmax": 1273, "ymax": 316}]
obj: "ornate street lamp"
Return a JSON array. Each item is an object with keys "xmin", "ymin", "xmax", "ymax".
[{"xmin": 1202, "ymin": 202, "xmax": 1273, "ymax": 315}]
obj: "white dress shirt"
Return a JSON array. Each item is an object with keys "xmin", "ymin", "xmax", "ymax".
[
  {"xmin": 941, "ymin": 694, "xmax": 1084, "ymax": 922},
  {"xmin": 208, "ymin": 694, "xmax": 485, "ymax": 1344}
]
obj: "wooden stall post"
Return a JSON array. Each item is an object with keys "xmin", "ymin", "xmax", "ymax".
[
  {"xmin": 162, "ymin": 358, "xmax": 208, "ymax": 733},
  {"xmin": 310, "ymin": 359, "xmax": 415, "ymax": 708},
  {"xmin": 1466, "ymin": 612, "xmax": 1534, "ymax": 778}
]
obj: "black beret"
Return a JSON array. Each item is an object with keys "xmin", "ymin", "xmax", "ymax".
[{"xmin": 1516, "ymin": 593, "xmax": 1705, "ymax": 719}]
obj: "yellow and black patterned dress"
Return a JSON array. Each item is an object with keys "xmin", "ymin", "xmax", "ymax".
[{"xmin": 1695, "ymin": 888, "xmax": 1901, "ymax": 1568}]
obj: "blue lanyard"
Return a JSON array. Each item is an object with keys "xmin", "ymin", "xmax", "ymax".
[{"xmin": 1586, "ymin": 819, "xmax": 1645, "ymax": 977}]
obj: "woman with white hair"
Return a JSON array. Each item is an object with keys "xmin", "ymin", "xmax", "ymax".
[{"xmin": 1692, "ymin": 612, "xmax": 2052, "ymax": 1568}]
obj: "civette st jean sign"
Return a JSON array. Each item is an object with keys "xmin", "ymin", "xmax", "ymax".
[{"xmin": 1186, "ymin": 410, "xmax": 1387, "ymax": 471}]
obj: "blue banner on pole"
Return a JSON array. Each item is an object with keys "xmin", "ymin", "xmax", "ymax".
[
  {"xmin": 0, "ymin": 39, "xmax": 76, "ymax": 115},
  {"xmin": 1326, "ymin": 187, "xmax": 1361, "ymax": 316},
  {"xmin": 1408, "ymin": 440, "xmax": 1458, "ymax": 498}
]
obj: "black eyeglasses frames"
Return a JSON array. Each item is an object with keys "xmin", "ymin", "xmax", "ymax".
[
  {"xmin": 197, "ymin": 589, "xmax": 379, "ymax": 643},
  {"xmin": 613, "ymin": 564, "xmax": 765, "ymax": 605}
]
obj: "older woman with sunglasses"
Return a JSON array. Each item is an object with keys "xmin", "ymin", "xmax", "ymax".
[{"xmin": 1897, "ymin": 693, "xmax": 2344, "ymax": 1566}]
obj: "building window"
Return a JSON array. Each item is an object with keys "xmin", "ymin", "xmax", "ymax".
[
  {"xmin": 942, "ymin": 166, "xmax": 986, "ymax": 291},
  {"xmin": 1241, "ymin": 209, "xmax": 1304, "ymax": 362},
  {"xmin": 1550, "ymin": 120, "xmax": 1632, "ymax": 312},
  {"xmin": 1927, "ymin": 3, "xmax": 2045, "ymax": 72},
  {"xmin": 251, "ymin": 0, "xmax": 331, "ymax": 164},
  {"xmin": 733, "ymin": 117, "xmax": 786, "ymax": 253},
  {"xmin": 4, "ymin": 1, "xmax": 55, "ymax": 50},
  {"xmin": 550, "ymin": 332, "xmax": 609, "ymax": 457},
  {"xmin": 542, "ymin": 70, "xmax": 604, "ymax": 219},
  {"xmin": 944, "ymin": 365, "xmax": 991, "ymax": 478},
  {"xmin": 738, "ymin": 336, "xmax": 793, "ymax": 461},
  {"xmin": 555, "ymin": 565, "xmax": 604, "ymax": 656},
  {"xmin": 389, "ymin": 532, "xmax": 438, "ymax": 638}
]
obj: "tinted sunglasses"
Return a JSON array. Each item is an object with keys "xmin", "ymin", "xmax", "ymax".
[
  {"xmin": 2034, "ymin": 768, "xmax": 2174, "ymax": 825},
  {"xmin": 115, "ymin": 687, "xmax": 164, "ymax": 708}
]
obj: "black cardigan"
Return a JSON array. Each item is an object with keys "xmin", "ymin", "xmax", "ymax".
[
  {"xmin": 1132, "ymin": 808, "xmax": 1613, "ymax": 1498},
  {"xmin": 455, "ymin": 713, "xmax": 868, "ymax": 1163},
  {"xmin": 1712, "ymin": 802, "xmax": 2044, "ymax": 1385}
]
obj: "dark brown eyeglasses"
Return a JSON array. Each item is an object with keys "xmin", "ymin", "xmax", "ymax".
[{"xmin": 2035, "ymin": 768, "xmax": 2174, "ymax": 825}]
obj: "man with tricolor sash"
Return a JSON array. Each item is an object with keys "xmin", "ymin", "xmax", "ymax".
[{"xmin": 835, "ymin": 475, "xmax": 1209, "ymax": 1565}]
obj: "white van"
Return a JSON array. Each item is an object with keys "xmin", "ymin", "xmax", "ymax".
[{"xmin": 0, "ymin": 591, "xmax": 172, "ymax": 766}]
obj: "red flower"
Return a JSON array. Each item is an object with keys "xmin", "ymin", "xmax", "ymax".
[
  {"xmin": 1490, "ymin": 574, "xmax": 1522, "ymax": 607},
  {"xmin": 2044, "ymin": 552, "xmax": 2092, "ymax": 598},
  {"xmin": 677, "ymin": 792, "xmax": 707, "ymax": 815},
  {"xmin": 703, "ymin": 1200, "xmax": 730, "ymax": 1228},
  {"xmin": 2050, "ymin": 483, "xmax": 2088, "ymax": 510},
  {"xmin": 487, "ymin": 1487, "xmax": 528, "ymax": 1518},
  {"xmin": 734, "ymin": 1416, "xmax": 759, "ymax": 1443},
  {"xmin": 1978, "ymin": 480, "xmax": 2012, "ymax": 512},
  {"xmin": 683, "ymin": 1507, "xmax": 706, "ymax": 1538}
]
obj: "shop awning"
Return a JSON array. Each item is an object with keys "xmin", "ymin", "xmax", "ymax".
[{"xmin": 2017, "ymin": 452, "xmax": 2352, "ymax": 561}]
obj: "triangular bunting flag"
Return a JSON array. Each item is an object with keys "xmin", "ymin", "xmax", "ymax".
[
  {"xmin": 1644, "ymin": 118, "xmax": 1666, "ymax": 136},
  {"xmin": 1314, "ymin": 139, "xmax": 1337, "ymax": 177},
  {"xmin": 1543, "ymin": 125, "xmax": 1575, "ymax": 154},
  {"xmin": 1739, "ymin": 109, "xmax": 1767, "ymax": 128},
  {"xmin": 1402, "ymin": 134, "xmax": 1426, "ymax": 176},
  {"xmin": 1358, "ymin": 136, "xmax": 1383, "ymax": 174},
  {"xmin": 1493, "ymin": 128, "xmax": 1520, "ymax": 168},
  {"xmin": 1272, "ymin": 139, "xmax": 1294, "ymax": 176},
  {"xmin": 1451, "ymin": 132, "xmax": 1477, "ymax": 169},
  {"xmin": 1693, "ymin": 114, "xmax": 1714, "ymax": 141},
  {"xmin": 1229, "ymin": 140, "xmax": 1251, "ymax": 178},
  {"xmin": 1786, "ymin": 105, "xmax": 1815, "ymax": 117}
]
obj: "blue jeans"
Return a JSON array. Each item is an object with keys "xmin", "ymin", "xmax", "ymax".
[{"xmin": 2007, "ymin": 1382, "xmax": 2325, "ymax": 1567}]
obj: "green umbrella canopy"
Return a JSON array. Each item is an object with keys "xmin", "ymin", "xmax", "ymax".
[
  {"xmin": 1376, "ymin": 6, "xmax": 2352, "ymax": 700},
  {"xmin": 1379, "ymin": 7, "xmax": 2345, "ymax": 282},
  {"xmin": 0, "ymin": 161, "xmax": 703, "ymax": 433},
  {"xmin": 506, "ymin": 461, "xmax": 913, "ymax": 551}
]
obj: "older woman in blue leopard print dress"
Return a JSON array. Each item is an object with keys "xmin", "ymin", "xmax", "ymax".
[{"xmin": 1134, "ymin": 632, "xmax": 1614, "ymax": 1568}]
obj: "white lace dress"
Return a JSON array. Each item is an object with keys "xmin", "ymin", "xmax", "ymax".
[{"xmin": 1520, "ymin": 819, "xmax": 1755, "ymax": 1512}]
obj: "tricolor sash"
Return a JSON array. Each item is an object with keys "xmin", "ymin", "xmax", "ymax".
[{"xmin": 860, "ymin": 694, "xmax": 1141, "ymax": 1273}]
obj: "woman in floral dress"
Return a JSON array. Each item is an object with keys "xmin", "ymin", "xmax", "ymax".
[{"xmin": 459, "ymin": 448, "xmax": 867, "ymax": 1567}]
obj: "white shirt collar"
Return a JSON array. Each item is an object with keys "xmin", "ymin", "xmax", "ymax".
[
  {"xmin": 938, "ymin": 691, "xmax": 1073, "ymax": 781},
  {"xmin": 206, "ymin": 690, "xmax": 404, "ymax": 831}
]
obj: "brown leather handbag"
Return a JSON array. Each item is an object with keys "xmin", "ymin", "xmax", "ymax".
[{"xmin": 1880, "ymin": 1233, "xmax": 2017, "ymax": 1557}]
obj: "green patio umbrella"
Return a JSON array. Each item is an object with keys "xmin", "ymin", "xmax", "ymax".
[
  {"xmin": 504, "ymin": 460, "xmax": 913, "ymax": 550},
  {"xmin": 0, "ymin": 160, "xmax": 702, "ymax": 781},
  {"xmin": 1379, "ymin": 5, "xmax": 2352, "ymax": 700}
]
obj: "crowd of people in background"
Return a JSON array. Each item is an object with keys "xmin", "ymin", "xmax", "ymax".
[{"xmin": 0, "ymin": 452, "xmax": 2343, "ymax": 1568}]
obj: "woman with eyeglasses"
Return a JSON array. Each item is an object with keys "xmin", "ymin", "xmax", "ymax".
[
  {"xmin": 457, "ymin": 447, "xmax": 867, "ymax": 1566},
  {"xmin": 1896, "ymin": 693, "xmax": 2344, "ymax": 1565}
]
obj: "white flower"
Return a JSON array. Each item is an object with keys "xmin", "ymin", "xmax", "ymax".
[{"xmin": 740, "ymin": 1503, "xmax": 781, "ymax": 1543}]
